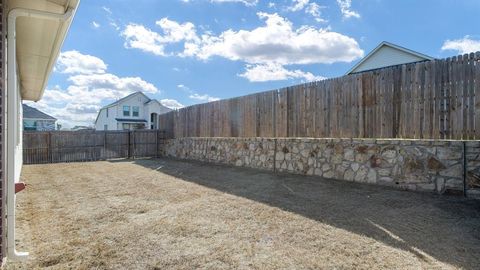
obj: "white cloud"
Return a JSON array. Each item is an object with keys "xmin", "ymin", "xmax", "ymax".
[
  {"xmin": 37, "ymin": 72, "xmax": 159, "ymax": 127},
  {"xmin": 25, "ymin": 99, "xmax": 100, "ymax": 128},
  {"xmin": 122, "ymin": 18, "xmax": 199, "ymax": 56},
  {"xmin": 101, "ymin": 6, "xmax": 121, "ymax": 31},
  {"xmin": 102, "ymin": 6, "xmax": 112, "ymax": 14},
  {"xmin": 177, "ymin": 84, "xmax": 192, "ymax": 93},
  {"xmin": 287, "ymin": 0, "xmax": 310, "ymax": 12},
  {"xmin": 268, "ymin": 2, "xmax": 275, "ymax": 8},
  {"xmin": 122, "ymin": 24, "xmax": 166, "ymax": 56},
  {"xmin": 155, "ymin": 18, "xmax": 199, "ymax": 43},
  {"xmin": 177, "ymin": 84, "xmax": 219, "ymax": 102},
  {"xmin": 161, "ymin": 99, "xmax": 185, "ymax": 109},
  {"xmin": 68, "ymin": 73, "xmax": 158, "ymax": 95},
  {"xmin": 239, "ymin": 63, "xmax": 325, "ymax": 82},
  {"xmin": 286, "ymin": 1, "xmax": 327, "ymax": 23},
  {"xmin": 92, "ymin": 21, "xmax": 100, "ymax": 28},
  {"xmin": 121, "ymin": 14, "xmax": 363, "ymax": 65},
  {"xmin": 306, "ymin": 3, "xmax": 327, "ymax": 23},
  {"xmin": 56, "ymin": 50, "xmax": 107, "ymax": 74},
  {"xmin": 337, "ymin": 0, "xmax": 360, "ymax": 19},
  {"xmin": 121, "ymin": 13, "xmax": 361, "ymax": 82},
  {"xmin": 189, "ymin": 93, "xmax": 220, "ymax": 102},
  {"xmin": 182, "ymin": 12, "xmax": 362, "ymax": 65},
  {"xmin": 110, "ymin": 21, "xmax": 120, "ymax": 31},
  {"xmin": 210, "ymin": 0, "xmax": 258, "ymax": 6},
  {"xmin": 34, "ymin": 51, "xmax": 162, "ymax": 127},
  {"xmin": 441, "ymin": 36, "xmax": 480, "ymax": 54},
  {"xmin": 39, "ymin": 88, "xmax": 74, "ymax": 105}
]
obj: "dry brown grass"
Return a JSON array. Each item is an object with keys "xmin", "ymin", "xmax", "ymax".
[{"xmin": 5, "ymin": 158, "xmax": 480, "ymax": 269}]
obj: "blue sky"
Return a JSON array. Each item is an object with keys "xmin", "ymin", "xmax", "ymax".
[{"xmin": 28, "ymin": 0, "xmax": 480, "ymax": 128}]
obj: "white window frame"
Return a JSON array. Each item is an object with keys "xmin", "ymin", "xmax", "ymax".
[
  {"xmin": 132, "ymin": 106, "xmax": 139, "ymax": 117},
  {"xmin": 123, "ymin": 106, "xmax": 130, "ymax": 117}
]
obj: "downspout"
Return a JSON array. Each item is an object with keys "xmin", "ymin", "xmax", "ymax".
[{"xmin": 6, "ymin": 7, "xmax": 73, "ymax": 261}]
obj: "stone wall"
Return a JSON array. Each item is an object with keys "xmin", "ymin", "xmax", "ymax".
[
  {"xmin": 466, "ymin": 141, "xmax": 480, "ymax": 198},
  {"xmin": 163, "ymin": 138, "xmax": 276, "ymax": 171},
  {"xmin": 163, "ymin": 137, "xmax": 480, "ymax": 195}
]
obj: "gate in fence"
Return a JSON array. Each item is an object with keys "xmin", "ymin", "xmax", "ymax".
[{"xmin": 23, "ymin": 130, "xmax": 166, "ymax": 164}]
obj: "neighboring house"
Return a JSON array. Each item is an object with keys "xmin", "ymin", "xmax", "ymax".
[
  {"xmin": 346, "ymin": 41, "xmax": 434, "ymax": 74},
  {"xmin": 94, "ymin": 91, "xmax": 172, "ymax": 131},
  {"xmin": 0, "ymin": 0, "xmax": 80, "ymax": 262},
  {"xmin": 22, "ymin": 104, "xmax": 57, "ymax": 131}
]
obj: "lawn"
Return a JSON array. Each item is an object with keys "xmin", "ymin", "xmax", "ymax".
[{"xmin": 7, "ymin": 159, "xmax": 480, "ymax": 269}]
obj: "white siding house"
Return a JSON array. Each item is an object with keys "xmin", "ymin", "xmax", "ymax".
[
  {"xmin": 22, "ymin": 104, "xmax": 57, "ymax": 131},
  {"xmin": 346, "ymin": 41, "xmax": 434, "ymax": 74},
  {"xmin": 94, "ymin": 92, "xmax": 172, "ymax": 130}
]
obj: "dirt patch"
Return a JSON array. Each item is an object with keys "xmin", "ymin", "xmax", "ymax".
[{"xmin": 6, "ymin": 158, "xmax": 480, "ymax": 269}]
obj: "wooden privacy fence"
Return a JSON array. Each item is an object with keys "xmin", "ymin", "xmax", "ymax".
[
  {"xmin": 23, "ymin": 130, "xmax": 166, "ymax": 164},
  {"xmin": 159, "ymin": 52, "xmax": 480, "ymax": 140}
]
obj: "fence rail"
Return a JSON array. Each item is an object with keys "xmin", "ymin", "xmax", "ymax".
[
  {"xmin": 23, "ymin": 130, "xmax": 166, "ymax": 164},
  {"xmin": 159, "ymin": 52, "xmax": 480, "ymax": 140}
]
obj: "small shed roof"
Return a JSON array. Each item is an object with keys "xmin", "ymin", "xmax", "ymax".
[
  {"xmin": 346, "ymin": 41, "xmax": 434, "ymax": 75},
  {"xmin": 22, "ymin": 104, "xmax": 56, "ymax": 120}
]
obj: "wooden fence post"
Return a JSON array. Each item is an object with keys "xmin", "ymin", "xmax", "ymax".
[
  {"xmin": 48, "ymin": 132, "xmax": 52, "ymax": 163},
  {"xmin": 127, "ymin": 131, "xmax": 130, "ymax": 159},
  {"xmin": 132, "ymin": 130, "xmax": 135, "ymax": 160},
  {"xmin": 155, "ymin": 129, "xmax": 159, "ymax": 158},
  {"xmin": 103, "ymin": 131, "xmax": 107, "ymax": 160}
]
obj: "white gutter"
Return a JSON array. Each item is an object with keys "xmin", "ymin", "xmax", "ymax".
[{"xmin": 6, "ymin": 7, "xmax": 74, "ymax": 261}]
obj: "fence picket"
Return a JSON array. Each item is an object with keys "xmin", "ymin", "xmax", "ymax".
[
  {"xmin": 23, "ymin": 130, "xmax": 166, "ymax": 164},
  {"xmin": 158, "ymin": 52, "xmax": 480, "ymax": 140}
]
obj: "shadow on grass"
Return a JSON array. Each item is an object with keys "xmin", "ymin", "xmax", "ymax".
[{"xmin": 112, "ymin": 157, "xmax": 480, "ymax": 269}]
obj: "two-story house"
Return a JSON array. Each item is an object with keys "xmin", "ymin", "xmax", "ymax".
[{"xmin": 94, "ymin": 92, "xmax": 172, "ymax": 130}]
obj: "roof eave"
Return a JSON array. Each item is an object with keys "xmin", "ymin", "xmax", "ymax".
[
  {"xmin": 23, "ymin": 117, "xmax": 57, "ymax": 121},
  {"xmin": 345, "ymin": 41, "xmax": 435, "ymax": 75},
  {"xmin": 35, "ymin": 2, "xmax": 80, "ymax": 101},
  {"xmin": 9, "ymin": 0, "xmax": 81, "ymax": 101}
]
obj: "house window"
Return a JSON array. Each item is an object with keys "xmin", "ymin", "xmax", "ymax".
[
  {"xmin": 123, "ymin": 106, "xmax": 130, "ymax": 116},
  {"xmin": 23, "ymin": 120, "xmax": 37, "ymax": 131},
  {"xmin": 106, "ymin": 108, "xmax": 109, "ymax": 118},
  {"xmin": 132, "ymin": 106, "xmax": 139, "ymax": 117},
  {"xmin": 122, "ymin": 123, "xmax": 130, "ymax": 130},
  {"xmin": 104, "ymin": 124, "xmax": 108, "ymax": 130}
]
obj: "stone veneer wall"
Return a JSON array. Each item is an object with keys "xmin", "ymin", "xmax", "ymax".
[{"xmin": 163, "ymin": 138, "xmax": 480, "ymax": 195}]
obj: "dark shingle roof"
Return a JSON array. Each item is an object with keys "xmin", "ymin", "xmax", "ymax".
[{"xmin": 22, "ymin": 104, "xmax": 57, "ymax": 120}]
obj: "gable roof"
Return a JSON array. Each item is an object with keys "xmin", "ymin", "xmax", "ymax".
[
  {"xmin": 100, "ymin": 91, "xmax": 151, "ymax": 110},
  {"xmin": 346, "ymin": 41, "xmax": 434, "ymax": 75},
  {"xmin": 22, "ymin": 104, "xmax": 57, "ymax": 120},
  {"xmin": 145, "ymin": 99, "xmax": 173, "ymax": 113},
  {"xmin": 95, "ymin": 91, "xmax": 168, "ymax": 124}
]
